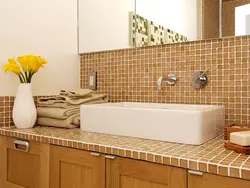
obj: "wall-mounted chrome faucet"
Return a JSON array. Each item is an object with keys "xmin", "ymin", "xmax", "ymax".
[
  {"xmin": 157, "ymin": 74, "xmax": 177, "ymax": 90},
  {"xmin": 191, "ymin": 70, "xmax": 209, "ymax": 89}
]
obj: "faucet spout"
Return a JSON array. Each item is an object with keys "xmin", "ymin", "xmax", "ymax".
[
  {"xmin": 157, "ymin": 74, "xmax": 177, "ymax": 91},
  {"xmin": 157, "ymin": 76, "xmax": 163, "ymax": 91}
]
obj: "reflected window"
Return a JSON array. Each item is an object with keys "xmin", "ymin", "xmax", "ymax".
[{"xmin": 235, "ymin": 4, "xmax": 250, "ymax": 36}]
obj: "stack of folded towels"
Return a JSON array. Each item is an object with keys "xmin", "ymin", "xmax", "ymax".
[{"xmin": 37, "ymin": 89, "xmax": 108, "ymax": 129}]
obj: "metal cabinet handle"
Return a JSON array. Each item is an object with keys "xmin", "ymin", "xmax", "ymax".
[
  {"xmin": 105, "ymin": 155, "xmax": 116, "ymax": 160},
  {"xmin": 188, "ymin": 170, "xmax": 203, "ymax": 176},
  {"xmin": 90, "ymin": 152, "xmax": 101, "ymax": 157},
  {"xmin": 14, "ymin": 140, "xmax": 30, "ymax": 152}
]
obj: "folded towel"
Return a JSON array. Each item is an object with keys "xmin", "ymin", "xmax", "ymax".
[
  {"xmin": 38, "ymin": 94, "xmax": 109, "ymax": 106},
  {"xmin": 37, "ymin": 114, "xmax": 80, "ymax": 129},
  {"xmin": 38, "ymin": 99, "xmax": 108, "ymax": 108},
  {"xmin": 60, "ymin": 89, "xmax": 94, "ymax": 98},
  {"xmin": 37, "ymin": 107, "xmax": 79, "ymax": 120}
]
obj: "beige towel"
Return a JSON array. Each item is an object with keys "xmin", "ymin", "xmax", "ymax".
[
  {"xmin": 37, "ymin": 107, "xmax": 79, "ymax": 119},
  {"xmin": 37, "ymin": 114, "xmax": 80, "ymax": 129},
  {"xmin": 38, "ymin": 99, "xmax": 108, "ymax": 108},
  {"xmin": 38, "ymin": 94, "xmax": 109, "ymax": 106},
  {"xmin": 60, "ymin": 89, "xmax": 94, "ymax": 98}
]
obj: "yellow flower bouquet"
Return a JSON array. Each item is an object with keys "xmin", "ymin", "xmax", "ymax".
[
  {"xmin": 3, "ymin": 55, "xmax": 47, "ymax": 129},
  {"xmin": 3, "ymin": 54, "xmax": 47, "ymax": 83}
]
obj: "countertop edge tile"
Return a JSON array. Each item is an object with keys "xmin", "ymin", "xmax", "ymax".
[{"xmin": 0, "ymin": 126, "xmax": 250, "ymax": 182}]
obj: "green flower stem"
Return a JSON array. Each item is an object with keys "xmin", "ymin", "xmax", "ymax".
[
  {"xmin": 19, "ymin": 75, "xmax": 24, "ymax": 83},
  {"xmin": 24, "ymin": 72, "xmax": 28, "ymax": 83},
  {"xmin": 19, "ymin": 73, "xmax": 26, "ymax": 83},
  {"xmin": 27, "ymin": 72, "xmax": 34, "ymax": 83},
  {"xmin": 18, "ymin": 76, "xmax": 22, "ymax": 83}
]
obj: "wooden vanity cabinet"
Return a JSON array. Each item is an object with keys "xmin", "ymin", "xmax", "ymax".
[
  {"xmin": 1, "ymin": 135, "xmax": 250, "ymax": 188},
  {"xmin": 188, "ymin": 170, "xmax": 250, "ymax": 188},
  {"xmin": 0, "ymin": 136, "xmax": 50, "ymax": 188},
  {"xmin": 49, "ymin": 145, "xmax": 105, "ymax": 188},
  {"xmin": 106, "ymin": 156, "xmax": 187, "ymax": 188},
  {"xmin": 49, "ymin": 145, "xmax": 187, "ymax": 188}
]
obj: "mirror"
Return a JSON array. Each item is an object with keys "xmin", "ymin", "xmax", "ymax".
[
  {"xmin": 78, "ymin": 0, "xmax": 135, "ymax": 53},
  {"xmin": 135, "ymin": 0, "xmax": 250, "ymax": 47},
  {"xmin": 78, "ymin": 0, "xmax": 250, "ymax": 53},
  {"xmin": 134, "ymin": 0, "xmax": 201, "ymax": 47},
  {"xmin": 235, "ymin": 3, "xmax": 250, "ymax": 36}
]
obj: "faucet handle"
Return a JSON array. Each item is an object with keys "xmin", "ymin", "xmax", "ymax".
[
  {"xmin": 166, "ymin": 74, "xmax": 177, "ymax": 85},
  {"xmin": 191, "ymin": 71, "xmax": 208, "ymax": 89}
]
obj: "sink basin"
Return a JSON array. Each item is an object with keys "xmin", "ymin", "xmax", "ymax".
[{"xmin": 80, "ymin": 103, "xmax": 225, "ymax": 145}]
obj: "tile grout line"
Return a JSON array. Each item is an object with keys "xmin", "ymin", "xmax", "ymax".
[{"xmin": 239, "ymin": 155, "xmax": 250, "ymax": 178}]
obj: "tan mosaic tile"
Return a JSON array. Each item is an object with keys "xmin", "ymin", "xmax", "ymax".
[
  {"xmin": 242, "ymin": 169, "xmax": 250, "ymax": 180},
  {"xmin": 80, "ymin": 35, "xmax": 250, "ymax": 125},
  {"xmin": 0, "ymin": 95, "xmax": 57, "ymax": 128},
  {"xmin": 0, "ymin": 96, "xmax": 14, "ymax": 127},
  {"xmin": 0, "ymin": 126, "xmax": 250, "ymax": 181}
]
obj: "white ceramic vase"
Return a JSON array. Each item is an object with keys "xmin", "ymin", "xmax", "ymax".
[{"xmin": 12, "ymin": 83, "xmax": 37, "ymax": 129}]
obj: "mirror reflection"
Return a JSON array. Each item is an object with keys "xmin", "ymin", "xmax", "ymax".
[
  {"xmin": 134, "ymin": 0, "xmax": 250, "ymax": 47},
  {"xmin": 78, "ymin": 0, "xmax": 135, "ymax": 53},
  {"xmin": 78, "ymin": 0, "xmax": 250, "ymax": 53},
  {"xmin": 234, "ymin": 3, "xmax": 250, "ymax": 36}
]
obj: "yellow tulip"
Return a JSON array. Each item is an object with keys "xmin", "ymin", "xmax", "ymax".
[
  {"xmin": 3, "ymin": 62, "xmax": 21, "ymax": 75},
  {"xmin": 29, "ymin": 59, "xmax": 40, "ymax": 72},
  {"xmin": 30, "ymin": 62, "xmax": 40, "ymax": 73},
  {"xmin": 3, "ymin": 54, "xmax": 47, "ymax": 83},
  {"xmin": 28, "ymin": 56, "xmax": 47, "ymax": 73},
  {"xmin": 8, "ymin": 58, "xmax": 16, "ymax": 65},
  {"xmin": 17, "ymin": 56, "xmax": 29, "ymax": 72},
  {"xmin": 39, "ymin": 57, "xmax": 48, "ymax": 66}
]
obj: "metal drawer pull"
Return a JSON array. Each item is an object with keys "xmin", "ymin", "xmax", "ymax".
[
  {"xmin": 90, "ymin": 152, "xmax": 101, "ymax": 157},
  {"xmin": 188, "ymin": 170, "xmax": 203, "ymax": 176},
  {"xmin": 14, "ymin": 140, "xmax": 30, "ymax": 152},
  {"xmin": 105, "ymin": 155, "xmax": 116, "ymax": 160}
]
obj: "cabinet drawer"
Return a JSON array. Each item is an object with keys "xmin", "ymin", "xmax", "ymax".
[{"xmin": 0, "ymin": 136, "xmax": 49, "ymax": 188}]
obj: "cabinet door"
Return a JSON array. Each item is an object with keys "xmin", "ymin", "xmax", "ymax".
[
  {"xmin": 188, "ymin": 170, "xmax": 250, "ymax": 188},
  {"xmin": 50, "ymin": 145, "xmax": 105, "ymax": 188},
  {"xmin": 106, "ymin": 156, "xmax": 187, "ymax": 188},
  {"xmin": 0, "ymin": 136, "xmax": 49, "ymax": 188}
]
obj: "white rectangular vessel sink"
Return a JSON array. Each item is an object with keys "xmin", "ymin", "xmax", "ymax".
[{"xmin": 80, "ymin": 103, "xmax": 225, "ymax": 145}]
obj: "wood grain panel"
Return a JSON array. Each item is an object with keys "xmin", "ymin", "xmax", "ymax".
[
  {"xmin": 0, "ymin": 136, "xmax": 50, "ymax": 188},
  {"xmin": 50, "ymin": 145, "xmax": 105, "ymax": 188},
  {"xmin": 7, "ymin": 149, "xmax": 40, "ymax": 188},
  {"xmin": 120, "ymin": 176, "xmax": 134, "ymax": 188},
  {"xmin": 106, "ymin": 156, "xmax": 187, "ymax": 188},
  {"xmin": 0, "ymin": 136, "xmax": 5, "ymax": 188},
  {"xmin": 188, "ymin": 172, "xmax": 250, "ymax": 188},
  {"xmin": 120, "ymin": 175, "xmax": 170, "ymax": 188},
  {"xmin": 60, "ymin": 161, "xmax": 93, "ymax": 188},
  {"xmin": 133, "ymin": 178, "xmax": 151, "ymax": 188}
]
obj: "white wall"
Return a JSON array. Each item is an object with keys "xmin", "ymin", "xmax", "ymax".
[
  {"xmin": 0, "ymin": 0, "xmax": 79, "ymax": 96},
  {"xmin": 79, "ymin": 0, "xmax": 135, "ymax": 53},
  {"xmin": 136, "ymin": 0, "xmax": 200, "ymax": 41}
]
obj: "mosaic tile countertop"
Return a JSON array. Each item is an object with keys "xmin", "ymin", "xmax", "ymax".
[{"xmin": 0, "ymin": 126, "xmax": 250, "ymax": 181}]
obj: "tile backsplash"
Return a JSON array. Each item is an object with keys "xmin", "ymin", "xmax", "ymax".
[
  {"xmin": 1, "ymin": 36, "xmax": 249, "ymax": 127},
  {"xmin": 0, "ymin": 96, "xmax": 42, "ymax": 127},
  {"xmin": 0, "ymin": 97, "xmax": 14, "ymax": 127},
  {"xmin": 80, "ymin": 35, "xmax": 250, "ymax": 125}
]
